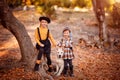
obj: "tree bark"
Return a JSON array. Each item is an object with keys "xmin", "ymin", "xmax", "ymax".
[
  {"xmin": 0, "ymin": 0, "xmax": 35, "ymax": 69},
  {"xmin": 92, "ymin": 0, "xmax": 108, "ymax": 44}
]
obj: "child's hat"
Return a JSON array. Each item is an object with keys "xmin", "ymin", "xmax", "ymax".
[{"xmin": 39, "ymin": 16, "xmax": 51, "ymax": 23}]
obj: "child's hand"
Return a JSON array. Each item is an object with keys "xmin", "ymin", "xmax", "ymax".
[{"xmin": 40, "ymin": 44, "xmax": 44, "ymax": 47}]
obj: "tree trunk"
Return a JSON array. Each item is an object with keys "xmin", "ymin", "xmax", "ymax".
[
  {"xmin": 0, "ymin": 1, "xmax": 54, "ymax": 79},
  {"xmin": 92, "ymin": 0, "xmax": 108, "ymax": 45},
  {"xmin": 0, "ymin": 0, "xmax": 35, "ymax": 69}
]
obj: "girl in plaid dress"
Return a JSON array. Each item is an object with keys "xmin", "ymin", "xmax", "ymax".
[{"xmin": 58, "ymin": 27, "xmax": 75, "ymax": 77}]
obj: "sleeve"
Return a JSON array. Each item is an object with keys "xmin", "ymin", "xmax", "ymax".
[
  {"xmin": 70, "ymin": 40, "xmax": 73, "ymax": 47},
  {"xmin": 35, "ymin": 28, "xmax": 43, "ymax": 46},
  {"xmin": 57, "ymin": 39, "xmax": 62, "ymax": 47},
  {"xmin": 49, "ymin": 32, "xmax": 57, "ymax": 46}
]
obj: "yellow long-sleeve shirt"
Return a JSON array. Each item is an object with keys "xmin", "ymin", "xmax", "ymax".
[{"xmin": 35, "ymin": 26, "xmax": 56, "ymax": 47}]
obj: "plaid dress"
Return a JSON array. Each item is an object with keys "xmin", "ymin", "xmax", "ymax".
[{"xmin": 58, "ymin": 38, "xmax": 74, "ymax": 59}]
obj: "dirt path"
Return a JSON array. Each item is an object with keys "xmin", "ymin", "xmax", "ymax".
[{"xmin": 0, "ymin": 10, "xmax": 120, "ymax": 80}]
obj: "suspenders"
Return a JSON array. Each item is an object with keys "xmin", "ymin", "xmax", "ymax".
[{"xmin": 37, "ymin": 27, "xmax": 49, "ymax": 41}]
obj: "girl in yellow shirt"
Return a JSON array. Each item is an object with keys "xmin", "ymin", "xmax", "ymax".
[{"xmin": 34, "ymin": 16, "xmax": 56, "ymax": 72}]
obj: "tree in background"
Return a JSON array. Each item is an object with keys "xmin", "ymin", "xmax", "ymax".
[
  {"xmin": 92, "ymin": 0, "xmax": 108, "ymax": 47},
  {"xmin": 6, "ymin": 0, "xmax": 22, "ymax": 8},
  {"xmin": 6, "ymin": 0, "xmax": 92, "ymax": 17},
  {"xmin": 92, "ymin": 0, "xmax": 115, "ymax": 47},
  {"xmin": 112, "ymin": 2, "xmax": 120, "ymax": 27}
]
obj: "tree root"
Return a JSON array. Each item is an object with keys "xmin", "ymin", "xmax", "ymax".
[{"xmin": 35, "ymin": 62, "xmax": 54, "ymax": 80}]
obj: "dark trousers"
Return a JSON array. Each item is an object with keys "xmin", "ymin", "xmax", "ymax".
[
  {"xmin": 63, "ymin": 59, "xmax": 73, "ymax": 75},
  {"xmin": 34, "ymin": 39, "xmax": 51, "ymax": 71},
  {"xmin": 37, "ymin": 47, "xmax": 51, "ymax": 65}
]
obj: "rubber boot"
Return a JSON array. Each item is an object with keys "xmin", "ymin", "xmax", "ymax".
[
  {"xmin": 34, "ymin": 60, "xmax": 41, "ymax": 71},
  {"xmin": 48, "ymin": 65, "xmax": 52, "ymax": 72},
  {"xmin": 34, "ymin": 63, "xmax": 39, "ymax": 71},
  {"xmin": 70, "ymin": 65, "xmax": 74, "ymax": 77},
  {"xmin": 63, "ymin": 66, "xmax": 68, "ymax": 77}
]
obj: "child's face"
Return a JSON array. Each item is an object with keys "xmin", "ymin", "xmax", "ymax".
[
  {"xmin": 63, "ymin": 30, "xmax": 70, "ymax": 38},
  {"xmin": 40, "ymin": 20, "xmax": 48, "ymax": 28}
]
